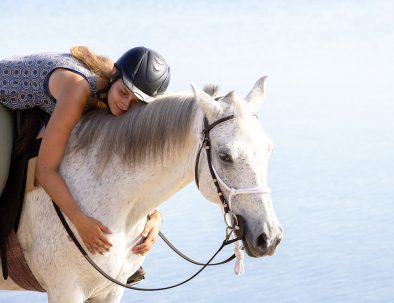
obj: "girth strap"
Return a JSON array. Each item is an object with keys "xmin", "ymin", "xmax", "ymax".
[{"xmin": 6, "ymin": 231, "xmax": 46, "ymax": 292}]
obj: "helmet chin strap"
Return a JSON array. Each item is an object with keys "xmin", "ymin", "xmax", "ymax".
[{"xmin": 96, "ymin": 81, "xmax": 112, "ymax": 105}]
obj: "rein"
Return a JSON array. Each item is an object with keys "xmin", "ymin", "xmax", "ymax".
[
  {"xmin": 53, "ymin": 203, "xmax": 241, "ymax": 291},
  {"xmin": 158, "ymin": 231, "xmax": 236, "ymax": 266}
]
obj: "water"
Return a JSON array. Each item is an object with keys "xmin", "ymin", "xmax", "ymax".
[{"xmin": 1, "ymin": 0, "xmax": 393, "ymax": 302}]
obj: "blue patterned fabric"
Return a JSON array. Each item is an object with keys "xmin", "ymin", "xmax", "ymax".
[{"xmin": 0, "ymin": 53, "xmax": 97, "ymax": 114}]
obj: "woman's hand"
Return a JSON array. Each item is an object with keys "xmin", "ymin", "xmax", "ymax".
[
  {"xmin": 132, "ymin": 212, "xmax": 162, "ymax": 256},
  {"xmin": 74, "ymin": 213, "xmax": 113, "ymax": 255}
]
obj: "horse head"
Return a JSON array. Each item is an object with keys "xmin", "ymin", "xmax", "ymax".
[{"xmin": 192, "ymin": 77, "xmax": 283, "ymax": 258}]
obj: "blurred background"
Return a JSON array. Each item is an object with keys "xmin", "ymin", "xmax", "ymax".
[{"xmin": 1, "ymin": 0, "xmax": 393, "ymax": 302}]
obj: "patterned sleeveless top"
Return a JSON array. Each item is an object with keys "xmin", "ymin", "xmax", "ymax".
[{"xmin": 0, "ymin": 53, "xmax": 98, "ymax": 114}]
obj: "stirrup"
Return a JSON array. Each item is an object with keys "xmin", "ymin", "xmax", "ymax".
[{"xmin": 126, "ymin": 266, "xmax": 145, "ymax": 285}]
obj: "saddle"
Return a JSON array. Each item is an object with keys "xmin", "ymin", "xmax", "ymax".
[{"xmin": 0, "ymin": 107, "xmax": 48, "ymax": 291}]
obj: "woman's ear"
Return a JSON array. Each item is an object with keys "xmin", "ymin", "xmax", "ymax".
[{"xmin": 110, "ymin": 67, "xmax": 119, "ymax": 83}]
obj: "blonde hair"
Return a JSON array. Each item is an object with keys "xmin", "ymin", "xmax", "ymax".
[{"xmin": 70, "ymin": 46, "xmax": 114, "ymax": 80}]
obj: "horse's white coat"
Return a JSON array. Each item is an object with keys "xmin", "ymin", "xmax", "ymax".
[{"xmin": 0, "ymin": 77, "xmax": 283, "ymax": 302}]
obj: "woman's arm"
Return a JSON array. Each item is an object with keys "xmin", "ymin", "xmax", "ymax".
[{"xmin": 36, "ymin": 69, "xmax": 112, "ymax": 255}]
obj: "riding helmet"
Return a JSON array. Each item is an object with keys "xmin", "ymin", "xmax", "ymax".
[{"xmin": 114, "ymin": 47, "xmax": 170, "ymax": 103}]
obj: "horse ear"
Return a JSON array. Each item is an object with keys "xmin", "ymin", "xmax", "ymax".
[
  {"xmin": 245, "ymin": 76, "xmax": 267, "ymax": 111},
  {"xmin": 191, "ymin": 83, "xmax": 221, "ymax": 118}
]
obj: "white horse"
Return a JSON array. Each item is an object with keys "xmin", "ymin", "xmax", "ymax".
[{"xmin": 0, "ymin": 77, "xmax": 283, "ymax": 302}]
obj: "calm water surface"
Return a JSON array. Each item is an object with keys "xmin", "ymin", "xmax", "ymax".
[{"xmin": 0, "ymin": 0, "xmax": 393, "ymax": 302}]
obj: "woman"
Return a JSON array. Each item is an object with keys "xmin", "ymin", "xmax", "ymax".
[{"xmin": 0, "ymin": 46, "xmax": 170, "ymax": 259}]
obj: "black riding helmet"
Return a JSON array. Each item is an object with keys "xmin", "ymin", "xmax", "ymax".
[{"xmin": 114, "ymin": 47, "xmax": 170, "ymax": 103}]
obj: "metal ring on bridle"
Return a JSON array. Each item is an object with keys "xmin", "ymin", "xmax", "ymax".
[{"xmin": 224, "ymin": 211, "xmax": 239, "ymax": 230}]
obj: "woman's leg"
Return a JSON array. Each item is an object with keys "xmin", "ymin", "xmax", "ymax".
[{"xmin": 0, "ymin": 104, "xmax": 14, "ymax": 194}]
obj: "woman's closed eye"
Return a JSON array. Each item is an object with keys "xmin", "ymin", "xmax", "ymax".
[{"xmin": 121, "ymin": 89, "xmax": 129, "ymax": 97}]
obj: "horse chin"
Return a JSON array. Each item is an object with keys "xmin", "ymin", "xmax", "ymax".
[{"xmin": 242, "ymin": 238, "xmax": 278, "ymax": 258}]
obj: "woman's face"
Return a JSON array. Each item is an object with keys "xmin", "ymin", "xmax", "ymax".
[{"xmin": 107, "ymin": 79, "xmax": 140, "ymax": 116}]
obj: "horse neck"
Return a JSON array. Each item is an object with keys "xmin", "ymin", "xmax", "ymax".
[
  {"xmin": 124, "ymin": 109, "xmax": 204, "ymax": 222},
  {"xmin": 63, "ymin": 107, "xmax": 203, "ymax": 230}
]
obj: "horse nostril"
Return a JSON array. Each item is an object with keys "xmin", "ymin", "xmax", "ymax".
[{"xmin": 256, "ymin": 233, "xmax": 268, "ymax": 250}]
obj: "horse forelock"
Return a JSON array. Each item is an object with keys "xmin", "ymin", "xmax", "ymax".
[
  {"xmin": 72, "ymin": 93, "xmax": 199, "ymax": 167},
  {"xmin": 203, "ymin": 84, "xmax": 219, "ymax": 97}
]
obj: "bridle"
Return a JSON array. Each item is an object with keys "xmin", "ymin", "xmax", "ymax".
[
  {"xmin": 53, "ymin": 112, "xmax": 271, "ymax": 291},
  {"xmin": 195, "ymin": 115, "xmax": 271, "ymax": 234}
]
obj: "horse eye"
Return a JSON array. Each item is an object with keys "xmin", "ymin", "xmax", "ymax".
[{"xmin": 219, "ymin": 152, "xmax": 233, "ymax": 163}]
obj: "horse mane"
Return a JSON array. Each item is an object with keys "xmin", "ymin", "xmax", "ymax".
[{"xmin": 72, "ymin": 93, "xmax": 201, "ymax": 167}]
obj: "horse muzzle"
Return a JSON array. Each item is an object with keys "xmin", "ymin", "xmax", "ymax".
[{"xmin": 241, "ymin": 220, "xmax": 283, "ymax": 258}]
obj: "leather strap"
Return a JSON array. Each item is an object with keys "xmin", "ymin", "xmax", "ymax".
[
  {"xmin": 53, "ymin": 202, "xmax": 240, "ymax": 291},
  {"xmin": 202, "ymin": 115, "xmax": 234, "ymax": 134},
  {"xmin": 195, "ymin": 115, "xmax": 235, "ymax": 189},
  {"xmin": 158, "ymin": 231, "xmax": 236, "ymax": 266},
  {"xmin": 6, "ymin": 231, "xmax": 46, "ymax": 292}
]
